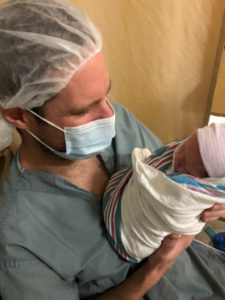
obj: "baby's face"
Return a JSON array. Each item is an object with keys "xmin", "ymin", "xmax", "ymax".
[{"xmin": 174, "ymin": 134, "xmax": 207, "ymax": 178}]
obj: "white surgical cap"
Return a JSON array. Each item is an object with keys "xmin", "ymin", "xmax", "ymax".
[{"xmin": 0, "ymin": 0, "xmax": 102, "ymax": 150}]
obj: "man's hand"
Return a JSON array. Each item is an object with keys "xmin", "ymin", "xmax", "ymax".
[
  {"xmin": 200, "ymin": 203, "xmax": 225, "ymax": 222},
  {"xmin": 148, "ymin": 234, "xmax": 194, "ymax": 268}
]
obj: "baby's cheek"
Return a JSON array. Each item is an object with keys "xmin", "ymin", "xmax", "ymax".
[
  {"xmin": 174, "ymin": 156, "xmax": 182, "ymax": 172},
  {"xmin": 173, "ymin": 144, "xmax": 186, "ymax": 172}
]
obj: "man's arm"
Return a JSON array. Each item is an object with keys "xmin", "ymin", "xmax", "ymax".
[{"xmin": 90, "ymin": 234, "xmax": 194, "ymax": 300}]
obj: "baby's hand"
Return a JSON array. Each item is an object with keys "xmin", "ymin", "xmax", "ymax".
[{"xmin": 200, "ymin": 203, "xmax": 225, "ymax": 222}]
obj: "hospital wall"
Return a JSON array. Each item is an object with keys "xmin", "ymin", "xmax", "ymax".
[
  {"xmin": 73, "ymin": 0, "xmax": 225, "ymax": 143},
  {"xmin": 211, "ymin": 47, "xmax": 225, "ymax": 116}
]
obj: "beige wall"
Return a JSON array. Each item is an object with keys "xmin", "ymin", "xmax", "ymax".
[
  {"xmin": 72, "ymin": 0, "xmax": 225, "ymax": 143},
  {"xmin": 211, "ymin": 48, "xmax": 225, "ymax": 115}
]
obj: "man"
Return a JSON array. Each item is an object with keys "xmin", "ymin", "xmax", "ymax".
[{"xmin": 0, "ymin": 1, "xmax": 225, "ymax": 299}]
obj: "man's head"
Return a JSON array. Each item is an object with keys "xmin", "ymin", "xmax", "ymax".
[
  {"xmin": 21, "ymin": 52, "xmax": 114, "ymax": 160},
  {"xmin": 174, "ymin": 123, "xmax": 225, "ymax": 178}
]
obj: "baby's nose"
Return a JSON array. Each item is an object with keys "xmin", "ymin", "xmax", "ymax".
[{"xmin": 174, "ymin": 157, "xmax": 185, "ymax": 173}]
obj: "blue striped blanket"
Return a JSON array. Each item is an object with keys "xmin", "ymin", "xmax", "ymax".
[{"xmin": 103, "ymin": 139, "xmax": 225, "ymax": 262}]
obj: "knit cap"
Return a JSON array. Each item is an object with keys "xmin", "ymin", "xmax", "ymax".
[{"xmin": 197, "ymin": 123, "xmax": 225, "ymax": 178}]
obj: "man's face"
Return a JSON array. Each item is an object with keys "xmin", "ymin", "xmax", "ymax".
[
  {"xmin": 174, "ymin": 134, "xmax": 207, "ymax": 178},
  {"xmin": 29, "ymin": 51, "xmax": 113, "ymax": 152}
]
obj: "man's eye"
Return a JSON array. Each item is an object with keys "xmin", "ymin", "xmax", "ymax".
[
  {"xmin": 76, "ymin": 111, "xmax": 88, "ymax": 116},
  {"xmin": 71, "ymin": 109, "xmax": 89, "ymax": 116}
]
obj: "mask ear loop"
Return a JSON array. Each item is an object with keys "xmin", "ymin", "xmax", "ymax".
[
  {"xmin": 24, "ymin": 109, "xmax": 66, "ymax": 154},
  {"xmin": 26, "ymin": 108, "xmax": 64, "ymax": 132},
  {"xmin": 26, "ymin": 128, "xmax": 64, "ymax": 154}
]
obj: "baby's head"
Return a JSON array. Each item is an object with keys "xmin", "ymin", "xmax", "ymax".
[{"xmin": 174, "ymin": 123, "xmax": 225, "ymax": 178}]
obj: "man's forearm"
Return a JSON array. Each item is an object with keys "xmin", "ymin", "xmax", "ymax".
[{"xmin": 91, "ymin": 259, "xmax": 172, "ymax": 300}]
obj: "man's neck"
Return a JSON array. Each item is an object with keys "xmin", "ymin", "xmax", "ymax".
[{"xmin": 19, "ymin": 143, "xmax": 110, "ymax": 197}]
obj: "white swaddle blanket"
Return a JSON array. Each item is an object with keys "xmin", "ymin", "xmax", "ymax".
[{"xmin": 121, "ymin": 148, "xmax": 225, "ymax": 261}]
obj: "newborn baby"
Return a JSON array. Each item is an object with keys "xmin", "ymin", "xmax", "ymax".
[{"xmin": 103, "ymin": 123, "xmax": 225, "ymax": 262}]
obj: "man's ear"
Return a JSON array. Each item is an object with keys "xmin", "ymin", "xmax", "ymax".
[{"xmin": 0, "ymin": 108, "xmax": 31, "ymax": 129}]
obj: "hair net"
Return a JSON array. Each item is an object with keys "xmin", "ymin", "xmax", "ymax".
[{"xmin": 0, "ymin": 0, "xmax": 102, "ymax": 150}]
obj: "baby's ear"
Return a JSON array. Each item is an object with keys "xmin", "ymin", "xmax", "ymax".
[{"xmin": 1, "ymin": 108, "xmax": 30, "ymax": 129}]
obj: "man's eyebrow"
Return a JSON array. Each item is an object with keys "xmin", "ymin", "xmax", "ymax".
[{"xmin": 70, "ymin": 79, "xmax": 112, "ymax": 115}]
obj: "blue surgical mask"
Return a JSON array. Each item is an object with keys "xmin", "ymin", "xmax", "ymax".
[{"xmin": 26, "ymin": 102, "xmax": 116, "ymax": 160}]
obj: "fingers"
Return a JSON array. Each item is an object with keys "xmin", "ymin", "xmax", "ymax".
[
  {"xmin": 161, "ymin": 234, "xmax": 182, "ymax": 248},
  {"xmin": 200, "ymin": 204, "xmax": 225, "ymax": 222},
  {"xmin": 153, "ymin": 234, "xmax": 194, "ymax": 265}
]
